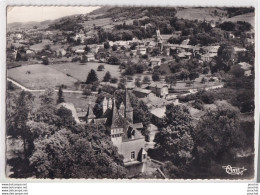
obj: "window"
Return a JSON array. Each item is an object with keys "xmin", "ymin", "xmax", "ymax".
[
  {"xmin": 131, "ymin": 151, "xmax": 135, "ymax": 160},
  {"xmin": 143, "ymin": 154, "xmax": 146, "ymax": 159}
]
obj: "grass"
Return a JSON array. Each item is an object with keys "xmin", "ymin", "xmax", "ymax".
[
  {"xmin": 226, "ymin": 12, "xmax": 255, "ymax": 27},
  {"xmin": 50, "ymin": 62, "xmax": 121, "ymax": 82},
  {"xmin": 83, "ymin": 18, "xmax": 112, "ymax": 27},
  {"xmin": 29, "ymin": 39, "xmax": 53, "ymax": 52},
  {"xmin": 176, "ymin": 7, "xmax": 227, "ymax": 22},
  {"xmin": 7, "ymin": 64, "xmax": 77, "ymax": 90}
]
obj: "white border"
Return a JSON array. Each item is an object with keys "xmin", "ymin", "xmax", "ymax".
[{"xmin": 0, "ymin": 0, "xmax": 258, "ymax": 183}]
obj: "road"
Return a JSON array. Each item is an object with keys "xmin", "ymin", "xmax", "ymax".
[
  {"xmin": 7, "ymin": 78, "xmax": 83, "ymax": 94},
  {"xmin": 180, "ymin": 84, "xmax": 224, "ymax": 97}
]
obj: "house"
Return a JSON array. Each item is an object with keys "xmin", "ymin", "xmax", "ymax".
[
  {"xmin": 200, "ymin": 53, "xmax": 216, "ymax": 62},
  {"xmin": 137, "ymin": 46, "xmax": 147, "ymax": 55},
  {"xmin": 238, "ymin": 62, "xmax": 253, "ymax": 76},
  {"xmin": 150, "ymin": 58, "xmax": 161, "ymax": 67},
  {"xmin": 87, "ymin": 90, "xmax": 147, "ymax": 175},
  {"xmin": 149, "ymin": 83, "xmax": 168, "ymax": 98},
  {"xmin": 132, "ymin": 88, "xmax": 155, "ymax": 98},
  {"xmin": 57, "ymin": 49, "xmax": 67, "ymax": 57},
  {"xmin": 86, "ymin": 53, "xmax": 95, "ymax": 61},
  {"xmin": 75, "ymin": 49, "xmax": 85, "ymax": 55}
]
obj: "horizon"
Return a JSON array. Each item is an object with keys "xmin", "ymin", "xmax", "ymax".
[{"xmin": 7, "ymin": 6, "xmax": 100, "ymax": 24}]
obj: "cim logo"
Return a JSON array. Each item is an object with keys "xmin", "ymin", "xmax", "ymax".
[{"xmin": 222, "ymin": 165, "xmax": 247, "ymax": 175}]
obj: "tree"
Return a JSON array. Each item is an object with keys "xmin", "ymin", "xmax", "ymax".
[
  {"xmin": 29, "ymin": 125, "xmax": 127, "ymax": 178},
  {"xmin": 8, "ymin": 91, "xmax": 34, "ymax": 157},
  {"xmin": 84, "ymin": 45, "xmax": 91, "ymax": 53},
  {"xmin": 108, "ymin": 56, "xmax": 120, "ymax": 65},
  {"xmin": 154, "ymin": 104, "xmax": 194, "ymax": 167},
  {"xmin": 152, "ymin": 72, "xmax": 160, "ymax": 81},
  {"xmin": 97, "ymin": 64, "xmax": 105, "ymax": 71},
  {"xmin": 194, "ymin": 108, "xmax": 243, "ymax": 167},
  {"xmin": 104, "ymin": 42, "xmax": 110, "ymax": 50},
  {"xmin": 80, "ymin": 55, "xmax": 88, "ymax": 64},
  {"xmin": 103, "ymin": 71, "xmax": 111, "ymax": 82},
  {"xmin": 57, "ymin": 87, "xmax": 65, "ymax": 104},
  {"xmin": 165, "ymin": 74, "xmax": 176, "ymax": 88},
  {"xmin": 86, "ymin": 69, "xmax": 98, "ymax": 84},
  {"xmin": 112, "ymin": 44, "xmax": 118, "ymax": 51},
  {"xmin": 42, "ymin": 57, "xmax": 49, "ymax": 65},
  {"xmin": 135, "ymin": 77, "xmax": 142, "ymax": 88},
  {"xmin": 142, "ymin": 76, "xmax": 151, "ymax": 84}
]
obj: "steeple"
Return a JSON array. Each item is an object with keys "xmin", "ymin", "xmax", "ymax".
[
  {"xmin": 111, "ymin": 98, "xmax": 121, "ymax": 129},
  {"xmin": 124, "ymin": 88, "xmax": 133, "ymax": 122}
]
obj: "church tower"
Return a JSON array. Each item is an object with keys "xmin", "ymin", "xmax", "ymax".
[
  {"xmin": 110, "ymin": 98, "xmax": 123, "ymax": 146},
  {"xmin": 124, "ymin": 88, "xmax": 133, "ymax": 122}
]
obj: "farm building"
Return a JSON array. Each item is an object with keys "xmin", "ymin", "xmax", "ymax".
[{"xmin": 132, "ymin": 88, "xmax": 155, "ymax": 98}]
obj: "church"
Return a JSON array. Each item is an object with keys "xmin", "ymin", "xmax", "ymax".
[{"xmin": 86, "ymin": 89, "xmax": 148, "ymax": 175}]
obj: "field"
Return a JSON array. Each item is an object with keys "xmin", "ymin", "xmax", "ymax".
[
  {"xmin": 226, "ymin": 12, "xmax": 255, "ymax": 27},
  {"xmin": 7, "ymin": 64, "xmax": 77, "ymax": 90},
  {"xmin": 82, "ymin": 18, "xmax": 112, "ymax": 27},
  {"xmin": 30, "ymin": 39, "xmax": 53, "ymax": 52},
  {"xmin": 176, "ymin": 7, "xmax": 227, "ymax": 22},
  {"xmin": 50, "ymin": 62, "xmax": 121, "ymax": 82}
]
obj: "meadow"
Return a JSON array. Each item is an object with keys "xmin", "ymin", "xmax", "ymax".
[
  {"xmin": 7, "ymin": 64, "xmax": 77, "ymax": 90},
  {"xmin": 50, "ymin": 62, "xmax": 121, "ymax": 82}
]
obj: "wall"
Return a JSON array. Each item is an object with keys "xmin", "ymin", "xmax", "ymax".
[{"xmin": 117, "ymin": 138, "xmax": 145, "ymax": 163}]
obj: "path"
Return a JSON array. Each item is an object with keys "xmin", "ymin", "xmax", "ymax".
[
  {"xmin": 7, "ymin": 78, "xmax": 83, "ymax": 94},
  {"xmin": 180, "ymin": 84, "xmax": 223, "ymax": 97}
]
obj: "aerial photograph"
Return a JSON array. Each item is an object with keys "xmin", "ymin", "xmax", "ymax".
[{"xmin": 6, "ymin": 6, "xmax": 255, "ymax": 179}]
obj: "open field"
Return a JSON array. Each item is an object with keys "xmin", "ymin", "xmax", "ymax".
[
  {"xmin": 83, "ymin": 18, "xmax": 112, "ymax": 27},
  {"xmin": 226, "ymin": 12, "xmax": 255, "ymax": 27},
  {"xmin": 50, "ymin": 62, "xmax": 121, "ymax": 82},
  {"xmin": 176, "ymin": 7, "xmax": 227, "ymax": 22},
  {"xmin": 7, "ymin": 64, "xmax": 77, "ymax": 90},
  {"xmin": 29, "ymin": 39, "xmax": 53, "ymax": 52}
]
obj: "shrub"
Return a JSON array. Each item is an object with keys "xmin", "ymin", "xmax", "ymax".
[{"xmin": 110, "ymin": 77, "xmax": 118, "ymax": 83}]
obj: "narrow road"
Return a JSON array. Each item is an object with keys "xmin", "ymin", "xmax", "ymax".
[{"xmin": 7, "ymin": 78, "xmax": 83, "ymax": 94}]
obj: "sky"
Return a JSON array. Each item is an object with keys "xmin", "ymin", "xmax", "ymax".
[{"xmin": 7, "ymin": 6, "xmax": 100, "ymax": 24}]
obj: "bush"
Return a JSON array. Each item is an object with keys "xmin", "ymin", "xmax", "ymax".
[
  {"xmin": 97, "ymin": 64, "xmax": 105, "ymax": 71},
  {"xmin": 110, "ymin": 77, "xmax": 118, "ymax": 83}
]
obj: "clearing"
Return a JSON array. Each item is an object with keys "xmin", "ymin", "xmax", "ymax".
[
  {"xmin": 50, "ymin": 62, "xmax": 121, "ymax": 82},
  {"xmin": 7, "ymin": 64, "xmax": 77, "ymax": 90}
]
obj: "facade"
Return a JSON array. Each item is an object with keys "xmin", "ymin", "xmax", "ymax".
[{"xmin": 87, "ymin": 89, "xmax": 147, "ymax": 174}]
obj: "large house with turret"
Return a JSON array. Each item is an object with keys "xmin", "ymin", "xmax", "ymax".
[{"xmin": 85, "ymin": 89, "xmax": 147, "ymax": 175}]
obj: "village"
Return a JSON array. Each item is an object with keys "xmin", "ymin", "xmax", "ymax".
[{"xmin": 6, "ymin": 7, "xmax": 255, "ymax": 179}]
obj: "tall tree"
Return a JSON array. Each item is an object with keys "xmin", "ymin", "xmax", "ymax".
[
  {"xmin": 154, "ymin": 104, "xmax": 194, "ymax": 167},
  {"xmin": 57, "ymin": 87, "xmax": 65, "ymax": 104},
  {"xmin": 103, "ymin": 71, "xmax": 111, "ymax": 82},
  {"xmin": 86, "ymin": 69, "xmax": 98, "ymax": 84}
]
